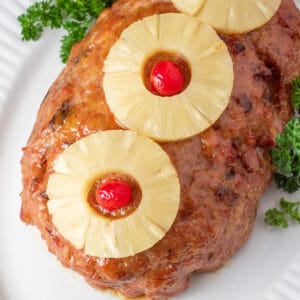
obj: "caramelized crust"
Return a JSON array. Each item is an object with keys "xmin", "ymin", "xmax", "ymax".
[{"xmin": 21, "ymin": 0, "xmax": 300, "ymax": 299}]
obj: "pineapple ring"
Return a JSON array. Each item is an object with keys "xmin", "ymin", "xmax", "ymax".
[
  {"xmin": 103, "ymin": 13, "xmax": 233, "ymax": 142},
  {"xmin": 46, "ymin": 130, "xmax": 180, "ymax": 258},
  {"xmin": 171, "ymin": 0, "xmax": 205, "ymax": 15},
  {"xmin": 171, "ymin": 0, "xmax": 281, "ymax": 34}
]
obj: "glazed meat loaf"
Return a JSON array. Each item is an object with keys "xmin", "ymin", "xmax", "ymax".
[{"xmin": 21, "ymin": 0, "xmax": 300, "ymax": 299}]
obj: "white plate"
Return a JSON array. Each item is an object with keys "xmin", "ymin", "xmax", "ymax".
[{"xmin": 1, "ymin": 1, "xmax": 300, "ymax": 299}]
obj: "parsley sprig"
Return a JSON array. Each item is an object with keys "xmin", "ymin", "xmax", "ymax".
[
  {"xmin": 18, "ymin": 0, "xmax": 114, "ymax": 63},
  {"xmin": 270, "ymin": 75, "xmax": 300, "ymax": 194},
  {"xmin": 270, "ymin": 117, "xmax": 300, "ymax": 193},
  {"xmin": 265, "ymin": 198, "xmax": 300, "ymax": 228},
  {"xmin": 266, "ymin": 76, "xmax": 300, "ymax": 228}
]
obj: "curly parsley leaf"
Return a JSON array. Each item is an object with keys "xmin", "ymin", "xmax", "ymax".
[
  {"xmin": 18, "ymin": 0, "xmax": 114, "ymax": 62},
  {"xmin": 18, "ymin": 2, "xmax": 62, "ymax": 41},
  {"xmin": 60, "ymin": 19, "xmax": 91, "ymax": 62},
  {"xmin": 271, "ymin": 117, "xmax": 300, "ymax": 193},
  {"xmin": 265, "ymin": 198, "xmax": 300, "ymax": 228}
]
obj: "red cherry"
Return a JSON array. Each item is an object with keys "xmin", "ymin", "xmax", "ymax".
[
  {"xmin": 150, "ymin": 60, "xmax": 185, "ymax": 96},
  {"xmin": 95, "ymin": 180, "xmax": 132, "ymax": 211}
]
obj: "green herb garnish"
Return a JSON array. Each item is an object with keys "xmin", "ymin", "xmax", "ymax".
[
  {"xmin": 18, "ymin": 0, "xmax": 114, "ymax": 63},
  {"xmin": 267, "ymin": 76, "xmax": 300, "ymax": 228},
  {"xmin": 270, "ymin": 76, "xmax": 300, "ymax": 195},
  {"xmin": 270, "ymin": 117, "xmax": 300, "ymax": 193},
  {"xmin": 265, "ymin": 198, "xmax": 300, "ymax": 228}
]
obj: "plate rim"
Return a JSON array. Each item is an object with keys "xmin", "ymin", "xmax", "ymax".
[{"xmin": 0, "ymin": 1, "xmax": 300, "ymax": 299}]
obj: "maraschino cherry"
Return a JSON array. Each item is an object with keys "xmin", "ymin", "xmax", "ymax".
[
  {"xmin": 95, "ymin": 180, "xmax": 132, "ymax": 211},
  {"xmin": 150, "ymin": 60, "xmax": 184, "ymax": 96}
]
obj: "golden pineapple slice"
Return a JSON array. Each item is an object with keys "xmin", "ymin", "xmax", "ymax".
[
  {"xmin": 103, "ymin": 13, "xmax": 233, "ymax": 142},
  {"xmin": 171, "ymin": 0, "xmax": 281, "ymax": 34},
  {"xmin": 171, "ymin": 0, "xmax": 205, "ymax": 15},
  {"xmin": 47, "ymin": 130, "xmax": 180, "ymax": 258}
]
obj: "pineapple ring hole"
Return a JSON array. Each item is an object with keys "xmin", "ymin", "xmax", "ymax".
[
  {"xmin": 143, "ymin": 51, "xmax": 191, "ymax": 96},
  {"xmin": 87, "ymin": 172, "xmax": 142, "ymax": 220}
]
